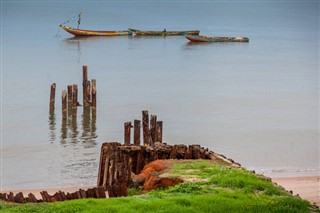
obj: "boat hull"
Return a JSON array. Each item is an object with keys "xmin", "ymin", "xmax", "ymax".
[
  {"xmin": 185, "ymin": 35, "xmax": 249, "ymax": 42},
  {"xmin": 60, "ymin": 25, "xmax": 132, "ymax": 36},
  {"xmin": 129, "ymin": 28, "xmax": 199, "ymax": 36}
]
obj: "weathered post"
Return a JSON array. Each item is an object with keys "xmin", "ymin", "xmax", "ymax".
[
  {"xmin": 150, "ymin": 115, "xmax": 157, "ymax": 146},
  {"xmin": 62, "ymin": 90, "xmax": 67, "ymax": 112},
  {"xmin": 142, "ymin": 110, "xmax": 149, "ymax": 146},
  {"xmin": 85, "ymin": 80, "xmax": 91, "ymax": 106},
  {"xmin": 72, "ymin": 84, "xmax": 78, "ymax": 109},
  {"xmin": 62, "ymin": 90, "xmax": 67, "ymax": 119},
  {"xmin": 91, "ymin": 79, "xmax": 96, "ymax": 108},
  {"xmin": 67, "ymin": 85, "xmax": 73, "ymax": 104},
  {"xmin": 156, "ymin": 121, "xmax": 163, "ymax": 143},
  {"xmin": 83, "ymin": 65, "xmax": 88, "ymax": 106},
  {"xmin": 49, "ymin": 83, "xmax": 56, "ymax": 109},
  {"xmin": 124, "ymin": 122, "xmax": 132, "ymax": 145},
  {"xmin": 134, "ymin": 120, "xmax": 141, "ymax": 145}
]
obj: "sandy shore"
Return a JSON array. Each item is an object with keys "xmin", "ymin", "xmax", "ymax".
[
  {"xmin": 0, "ymin": 186, "xmax": 95, "ymax": 200},
  {"xmin": 272, "ymin": 176, "xmax": 320, "ymax": 207}
]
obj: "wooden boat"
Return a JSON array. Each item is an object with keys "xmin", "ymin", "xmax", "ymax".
[
  {"xmin": 59, "ymin": 25, "xmax": 132, "ymax": 36},
  {"xmin": 185, "ymin": 34, "xmax": 249, "ymax": 42},
  {"xmin": 129, "ymin": 28, "xmax": 199, "ymax": 36}
]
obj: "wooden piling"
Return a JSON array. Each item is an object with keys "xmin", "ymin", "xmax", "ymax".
[
  {"xmin": 156, "ymin": 121, "xmax": 163, "ymax": 143},
  {"xmin": 134, "ymin": 120, "xmax": 141, "ymax": 145},
  {"xmin": 85, "ymin": 80, "xmax": 91, "ymax": 106},
  {"xmin": 124, "ymin": 122, "xmax": 132, "ymax": 145},
  {"xmin": 62, "ymin": 90, "xmax": 67, "ymax": 112},
  {"xmin": 82, "ymin": 65, "xmax": 88, "ymax": 106},
  {"xmin": 142, "ymin": 110, "xmax": 149, "ymax": 146},
  {"xmin": 49, "ymin": 83, "xmax": 56, "ymax": 109},
  {"xmin": 150, "ymin": 115, "xmax": 157, "ymax": 146},
  {"xmin": 91, "ymin": 79, "xmax": 96, "ymax": 108},
  {"xmin": 72, "ymin": 84, "xmax": 78, "ymax": 109},
  {"xmin": 67, "ymin": 85, "xmax": 73, "ymax": 104}
]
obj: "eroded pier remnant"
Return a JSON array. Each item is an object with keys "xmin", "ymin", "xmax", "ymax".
[{"xmin": 97, "ymin": 110, "xmax": 241, "ymax": 197}]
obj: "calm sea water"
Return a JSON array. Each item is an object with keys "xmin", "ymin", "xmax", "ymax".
[{"xmin": 1, "ymin": 1, "xmax": 319, "ymax": 189}]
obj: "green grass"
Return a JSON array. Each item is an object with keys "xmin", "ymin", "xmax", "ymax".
[{"xmin": 1, "ymin": 160, "xmax": 318, "ymax": 213}]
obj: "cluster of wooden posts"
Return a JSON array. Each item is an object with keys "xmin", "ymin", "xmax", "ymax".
[
  {"xmin": 124, "ymin": 110, "xmax": 163, "ymax": 146},
  {"xmin": 97, "ymin": 110, "xmax": 242, "ymax": 197},
  {"xmin": 49, "ymin": 65, "xmax": 96, "ymax": 117},
  {"xmin": 0, "ymin": 187, "xmax": 106, "ymax": 203}
]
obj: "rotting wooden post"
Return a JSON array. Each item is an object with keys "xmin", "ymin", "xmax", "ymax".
[
  {"xmin": 85, "ymin": 80, "xmax": 91, "ymax": 106},
  {"xmin": 62, "ymin": 90, "xmax": 67, "ymax": 112},
  {"xmin": 156, "ymin": 121, "xmax": 163, "ymax": 143},
  {"xmin": 49, "ymin": 83, "xmax": 56, "ymax": 109},
  {"xmin": 134, "ymin": 120, "xmax": 141, "ymax": 145},
  {"xmin": 150, "ymin": 115, "xmax": 157, "ymax": 146},
  {"xmin": 67, "ymin": 85, "xmax": 73, "ymax": 104},
  {"xmin": 82, "ymin": 65, "xmax": 88, "ymax": 106},
  {"xmin": 72, "ymin": 84, "xmax": 78, "ymax": 109},
  {"xmin": 124, "ymin": 122, "xmax": 132, "ymax": 145},
  {"xmin": 142, "ymin": 110, "xmax": 149, "ymax": 146},
  {"xmin": 91, "ymin": 79, "xmax": 96, "ymax": 108}
]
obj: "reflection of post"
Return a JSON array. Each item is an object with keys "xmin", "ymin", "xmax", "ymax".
[
  {"xmin": 82, "ymin": 106, "xmax": 91, "ymax": 141},
  {"xmin": 91, "ymin": 107, "xmax": 97, "ymax": 140},
  {"xmin": 48, "ymin": 108, "xmax": 56, "ymax": 143},
  {"xmin": 71, "ymin": 109, "xmax": 78, "ymax": 143},
  {"xmin": 61, "ymin": 113, "xmax": 67, "ymax": 143}
]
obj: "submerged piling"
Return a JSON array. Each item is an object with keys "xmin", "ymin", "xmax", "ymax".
[
  {"xmin": 83, "ymin": 66, "xmax": 88, "ymax": 106},
  {"xmin": 49, "ymin": 83, "xmax": 56, "ymax": 109},
  {"xmin": 91, "ymin": 79, "xmax": 96, "ymax": 108}
]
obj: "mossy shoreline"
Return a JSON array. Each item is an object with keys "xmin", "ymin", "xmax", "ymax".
[{"xmin": 1, "ymin": 160, "xmax": 318, "ymax": 213}]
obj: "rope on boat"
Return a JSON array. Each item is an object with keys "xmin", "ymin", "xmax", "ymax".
[{"xmin": 60, "ymin": 12, "xmax": 82, "ymax": 27}]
